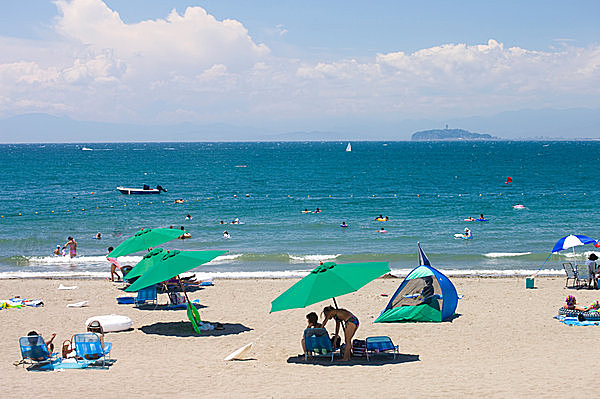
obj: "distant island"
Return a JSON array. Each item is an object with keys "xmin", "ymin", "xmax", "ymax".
[{"xmin": 411, "ymin": 128, "xmax": 497, "ymax": 141}]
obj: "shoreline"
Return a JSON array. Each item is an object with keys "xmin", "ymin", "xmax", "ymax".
[{"xmin": 0, "ymin": 268, "xmax": 567, "ymax": 280}]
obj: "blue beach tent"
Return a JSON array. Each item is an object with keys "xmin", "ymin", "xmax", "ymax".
[{"xmin": 375, "ymin": 243, "xmax": 458, "ymax": 323}]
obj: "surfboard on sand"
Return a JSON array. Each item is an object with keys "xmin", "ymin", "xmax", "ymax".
[{"xmin": 224, "ymin": 343, "xmax": 253, "ymax": 361}]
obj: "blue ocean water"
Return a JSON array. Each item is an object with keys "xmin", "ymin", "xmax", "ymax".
[{"xmin": 0, "ymin": 141, "xmax": 597, "ymax": 278}]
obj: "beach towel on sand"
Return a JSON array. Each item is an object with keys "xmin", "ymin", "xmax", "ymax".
[{"xmin": 555, "ymin": 315, "xmax": 600, "ymax": 326}]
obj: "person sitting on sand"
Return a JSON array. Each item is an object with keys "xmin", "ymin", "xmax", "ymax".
[
  {"xmin": 301, "ymin": 312, "xmax": 323, "ymax": 356},
  {"xmin": 564, "ymin": 295, "xmax": 594, "ymax": 311},
  {"xmin": 321, "ymin": 306, "xmax": 359, "ymax": 361},
  {"xmin": 27, "ymin": 331, "xmax": 56, "ymax": 359}
]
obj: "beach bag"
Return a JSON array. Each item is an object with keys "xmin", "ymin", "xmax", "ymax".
[
  {"xmin": 352, "ymin": 339, "xmax": 367, "ymax": 357},
  {"xmin": 168, "ymin": 291, "xmax": 186, "ymax": 305}
]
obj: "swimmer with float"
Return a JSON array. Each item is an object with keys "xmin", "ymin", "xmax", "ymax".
[
  {"xmin": 340, "ymin": 221, "xmax": 348, "ymax": 228},
  {"xmin": 454, "ymin": 228, "xmax": 472, "ymax": 239}
]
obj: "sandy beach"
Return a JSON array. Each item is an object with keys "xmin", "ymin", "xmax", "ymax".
[{"xmin": 1, "ymin": 276, "xmax": 598, "ymax": 398}]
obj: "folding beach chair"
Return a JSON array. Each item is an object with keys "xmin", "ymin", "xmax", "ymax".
[
  {"xmin": 134, "ymin": 284, "xmax": 157, "ymax": 306},
  {"xmin": 562, "ymin": 263, "xmax": 577, "ymax": 288},
  {"xmin": 304, "ymin": 328, "xmax": 339, "ymax": 362},
  {"xmin": 365, "ymin": 336, "xmax": 399, "ymax": 361},
  {"xmin": 18, "ymin": 335, "xmax": 56, "ymax": 368},
  {"xmin": 73, "ymin": 333, "xmax": 112, "ymax": 368},
  {"xmin": 575, "ymin": 265, "xmax": 590, "ymax": 288}
]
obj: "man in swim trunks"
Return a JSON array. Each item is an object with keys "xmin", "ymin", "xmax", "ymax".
[{"xmin": 63, "ymin": 237, "xmax": 77, "ymax": 258}]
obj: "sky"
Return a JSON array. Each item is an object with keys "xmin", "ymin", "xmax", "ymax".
[{"xmin": 0, "ymin": 0, "xmax": 599, "ymax": 139}]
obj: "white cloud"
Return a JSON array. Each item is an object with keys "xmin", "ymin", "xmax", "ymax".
[
  {"xmin": 54, "ymin": 0, "xmax": 269, "ymax": 74},
  {"xmin": 0, "ymin": 2, "xmax": 599, "ymax": 126}
]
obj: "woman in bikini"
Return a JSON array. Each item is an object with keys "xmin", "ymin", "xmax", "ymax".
[{"xmin": 321, "ymin": 306, "xmax": 359, "ymax": 361}]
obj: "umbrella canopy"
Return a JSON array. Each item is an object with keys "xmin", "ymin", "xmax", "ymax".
[
  {"xmin": 270, "ymin": 261, "xmax": 390, "ymax": 313},
  {"xmin": 108, "ymin": 228, "xmax": 186, "ymax": 258},
  {"xmin": 551, "ymin": 234, "xmax": 596, "ymax": 253},
  {"xmin": 123, "ymin": 248, "xmax": 166, "ymax": 280},
  {"xmin": 125, "ymin": 249, "xmax": 227, "ymax": 292}
]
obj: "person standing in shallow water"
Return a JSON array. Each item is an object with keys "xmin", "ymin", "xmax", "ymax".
[{"xmin": 63, "ymin": 237, "xmax": 77, "ymax": 258}]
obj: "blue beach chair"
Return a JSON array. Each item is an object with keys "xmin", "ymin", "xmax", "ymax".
[
  {"xmin": 304, "ymin": 328, "xmax": 338, "ymax": 361},
  {"xmin": 365, "ymin": 336, "xmax": 399, "ymax": 361},
  {"xmin": 73, "ymin": 333, "xmax": 112, "ymax": 368},
  {"xmin": 19, "ymin": 335, "xmax": 56, "ymax": 368},
  {"xmin": 134, "ymin": 284, "xmax": 157, "ymax": 306}
]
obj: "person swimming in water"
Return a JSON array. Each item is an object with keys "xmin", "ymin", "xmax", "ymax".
[
  {"xmin": 340, "ymin": 221, "xmax": 348, "ymax": 228},
  {"xmin": 223, "ymin": 231, "xmax": 231, "ymax": 239}
]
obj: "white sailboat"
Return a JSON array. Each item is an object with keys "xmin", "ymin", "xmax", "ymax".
[{"xmin": 346, "ymin": 142, "xmax": 352, "ymax": 152}]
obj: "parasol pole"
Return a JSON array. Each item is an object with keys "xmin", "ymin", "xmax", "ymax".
[
  {"xmin": 177, "ymin": 275, "xmax": 192, "ymax": 304},
  {"xmin": 332, "ymin": 297, "xmax": 339, "ymax": 309}
]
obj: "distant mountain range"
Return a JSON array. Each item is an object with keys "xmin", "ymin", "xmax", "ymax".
[
  {"xmin": 411, "ymin": 128, "xmax": 497, "ymax": 141},
  {"xmin": 0, "ymin": 107, "xmax": 598, "ymax": 142}
]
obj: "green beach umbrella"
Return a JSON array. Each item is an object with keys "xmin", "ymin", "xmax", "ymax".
[
  {"xmin": 270, "ymin": 261, "xmax": 390, "ymax": 313},
  {"xmin": 125, "ymin": 249, "xmax": 227, "ymax": 293},
  {"xmin": 123, "ymin": 248, "xmax": 166, "ymax": 280},
  {"xmin": 108, "ymin": 228, "xmax": 186, "ymax": 258}
]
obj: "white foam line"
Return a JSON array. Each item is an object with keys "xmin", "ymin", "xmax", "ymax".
[
  {"xmin": 0, "ymin": 268, "xmax": 566, "ymax": 280},
  {"xmin": 391, "ymin": 268, "xmax": 565, "ymax": 278},
  {"xmin": 484, "ymin": 252, "xmax": 532, "ymax": 258},
  {"xmin": 0, "ymin": 271, "xmax": 109, "ymax": 279}
]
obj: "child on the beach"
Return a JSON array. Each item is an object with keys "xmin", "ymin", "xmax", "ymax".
[
  {"xmin": 564, "ymin": 295, "xmax": 594, "ymax": 311},
  {"xmin": 107, "ymin": 246, "xmax": 121, "ymax": 282}
]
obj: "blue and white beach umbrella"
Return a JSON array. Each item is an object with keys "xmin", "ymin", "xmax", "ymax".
[{"xmin": 551, "ymin": 234, "xmax": 596, "ymax": 253}]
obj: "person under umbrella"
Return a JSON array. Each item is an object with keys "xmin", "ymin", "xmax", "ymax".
[{"xmin": 321, "ymin": 305, "xmax": 359, "ymax": 361}]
